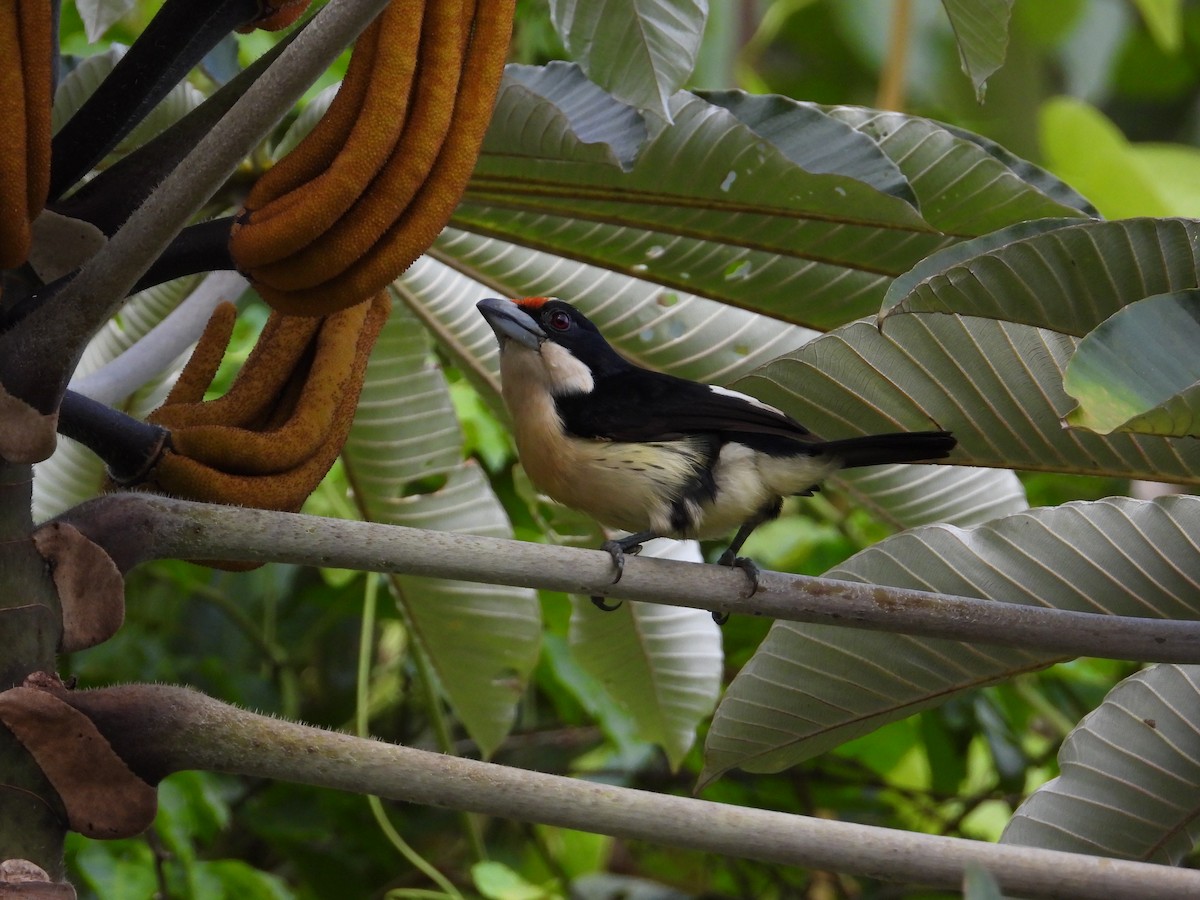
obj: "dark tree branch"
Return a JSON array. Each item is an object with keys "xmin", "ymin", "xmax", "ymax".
[
  {"xmin": 49, "ymin": 0, "xmax": 262, "ymax": 200},
  {"xmin": 57, "ymin": 392, "xmax": 167, "ymax": 484}
]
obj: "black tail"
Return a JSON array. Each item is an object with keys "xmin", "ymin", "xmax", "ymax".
[{"xmin": 821, "ymin": 431, "xmax": 956, "ymax": 469}]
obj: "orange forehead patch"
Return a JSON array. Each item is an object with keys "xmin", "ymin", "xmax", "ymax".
[{"xmin": 515, "ymin": 296, "xmax": 552, "ymax": 309}]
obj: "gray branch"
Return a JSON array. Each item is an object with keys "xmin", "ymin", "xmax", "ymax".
[
  {"xmin": 55, "ymin": 493, "xmax": 1200, "ymax": 664},
  {"xmin": 63, "ymin": 683, "xmax": 1200, "ymax": 900}
]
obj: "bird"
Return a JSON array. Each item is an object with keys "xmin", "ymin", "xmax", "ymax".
[{"xmin": 477, "ymin": 296, "xmax": 956, "ymax": 617}]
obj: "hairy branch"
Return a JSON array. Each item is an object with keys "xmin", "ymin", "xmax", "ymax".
[
  {"xmin": 53, "ymin": 493, "xmax": 1200, "ymax": 664},
  {"xmin": 50, "ymin": 682, "xmax": 1200, "ymax": 900}
]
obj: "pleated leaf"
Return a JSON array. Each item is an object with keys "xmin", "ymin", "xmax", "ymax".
[
  {"xmin": 342, "ymin": 301, "xmax": 541, "ymax": 757},
  {"xmin": 836, "ymin": 463, "xmax": 1026, "ymax": 530},
  {"xmin": 941, "ymin": 0, "xmax": 1013, "ymax": 101},
  {"xmin": 824, "ymin": 107, "xmax": 1095, "ymax": 231},
  {"xmin": 734, "ymin": 314, "xmax": 1200, "ymax": 484},
  {"xmin": 548, "ymin": 0, "xmax": 707, "ymax": 121},
  {"xmin": 698, "ymin": 91, "xmax": 916, "ymax": 204},
  {"xmin": 883, "ymin": 218, "xmax": 1200, "ymax": 336},
  {"xmin": 463, "ymin": 65, "xmax": 947, "ymax": 330},
  {"xmin": 430, "ymin": 227, "xmax": 816, "ymax": 384},
  {"xmin": 1001, "ymin": 663, "xmax": 1200, "ymax": 864},
  {"xmin": 701, "ymin": 496, "xmax": 1200, "ymax": 783},
  {"xmin": 569, "ymin": 540, "xmax": 723, "ymax": 769},
  {"xmin": 1064, "ymin": 291, "xmax": 1200, "ymax": 437}
]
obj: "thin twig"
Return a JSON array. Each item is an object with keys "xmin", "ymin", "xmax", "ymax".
[{"xmin": 877, "ymin": 0, "xmax": 912, "ymax": 111}]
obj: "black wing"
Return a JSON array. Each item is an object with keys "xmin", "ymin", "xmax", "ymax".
[{"xmin": 554, "ymin": 369, "xmax": 816, "ymax": 447}]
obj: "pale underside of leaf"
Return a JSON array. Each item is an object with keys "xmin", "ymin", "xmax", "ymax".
[
  {"xmin": 430, "ymin": 227, "xmax": 816, "ymax": 385},
  {"xmin": 569, "ymin": 540, "xmax": 722, "ymax": 770},
  {"xmin": 735, "ymin": 313, "xmax": 1200, "ymax": 484},
  {"xmin": 343, "ymin": 303, "xmax": 540, "ymax": 757},
  {"xmin": 1002, "ymin": 663, "xmax": 1200, "ymax": 864},
  {"xmin": 701, "ymin": 496, "xmax": 1200, "ymax": 784}
]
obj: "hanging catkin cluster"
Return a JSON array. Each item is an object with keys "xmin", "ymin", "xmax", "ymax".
[
  {"xmin": 138, "ymin": 291, "xmax": 391, "ymax": 512},
  {"xmin": 229, "ymin": 0, "xmax": 515, "ymax": 316}
]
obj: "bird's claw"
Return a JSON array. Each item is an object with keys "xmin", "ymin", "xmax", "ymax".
[
  {"xmin": 591, "ymin": 539, "xmax": 645, "ymax": 613},
  {"xmin": 713, "ymin": 551, "xmax": 762, "ymax": 624},
  {"xmin": 600, "ymin": 538, "xmax": 643, "ymax": 585}
]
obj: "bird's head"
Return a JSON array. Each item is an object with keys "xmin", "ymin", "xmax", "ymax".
[{"xmin": 477, "ymin": 297, "xmax": 628, "ymax": 397}]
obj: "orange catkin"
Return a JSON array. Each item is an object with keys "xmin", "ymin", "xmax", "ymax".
[
  {"xmin": 142, "ymin": 292, "xmax": 391, "ymax": 510},
  {"xmin": 17, "ymin": 0, "xmax": 51, "ymax": 219},
  {"xmin": 252, "ymin": 0, "xmax": 515, "ymax": 317},
  {"xmin": 246, "ymin": 0, "xmax": 469, "ymax": 291},
  {"xmin": 230, "ymin": 0, "xmax": 426, "ymax": 265},
  {"xmin": 237, "ymin": 8, "xmax": 384, "ymax": 214},
  {"xmin": 0, "ymin": 7, "xmax": 31, "ymax": 268}
]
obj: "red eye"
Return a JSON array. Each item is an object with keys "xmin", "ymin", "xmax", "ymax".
[{"xmin": 547, "ymin": 310, "xmax": 572, "ymax": 332}]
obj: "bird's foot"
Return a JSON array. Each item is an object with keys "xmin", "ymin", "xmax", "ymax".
[
  {"xmin": 590, "ymin": 537, "xmax": 647, "ymax": 612},
  {"xmin": 714, "ymin": 549, "xmax": 762, "ymax": 623},
  {"xmin": 601, "ymin": 538, "xmax": 644, "ymax": 585}
]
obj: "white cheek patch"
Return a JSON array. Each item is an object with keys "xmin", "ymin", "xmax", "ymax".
[
  {"xmin": 540, "ymin": 341, "xmax": 595, "ymax": 396},
  {"xmin": 708, "ymin": 384, "xmax": 785, "ymax": 416}
]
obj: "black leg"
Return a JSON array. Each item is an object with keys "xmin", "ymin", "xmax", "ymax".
[
  {"xmin": 712, "ymin": 500, "xmax": 784, "ymax": 621},
  {"xmin": 591, "ymin": 530, "xmax": 659, "ymax": 612}
]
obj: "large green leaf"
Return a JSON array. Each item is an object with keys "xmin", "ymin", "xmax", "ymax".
[
  {"xmin": 1039, "ymin": 97, "xmax": 1174, "ymax": 220},
  {"xmin": 461, "ymin": 67, "xmax": 1097, "ymax": 331},
  {"xmin": 547, "ymin": 0, "xmax": 707, "ymax": 121},
  {"xmin": 1064, "ymin": 291, "xmax": 1200, "ymax": 437},
  {"xmin": 883, "ymin": 218, "xmax": 1200, "ymax": 335},
  {"xmin": 462, "ymin": 66, "xmax": 947, "ymax": 330},
  {"xmin": 825, "ymin": 107, "xmax": 1095, "ymax": 232},
  {"xmin": 698, "ymin": 91, "xmax": 916, "ymax": 204},
  {"xmin": 568, "ymin": 540, "xmax": 722, "ymax": 770},
  {"xmin": 1002, "ymin": 664, "xmax": 1200, "ymax": 864},
  {"xmin": 940, "ymin": 0, "xmax": 1013, "ymax": 101},
  {"xmin": 701, "ymin": 496, "xmax": 1200, "ymax": 783},
  {"xmin": 342, "ymin": 300, "xmax": 541, "ymax": 757},
  {"xmin": 735, "ymin": 314, "xmax": 1200, "ymax": 484},
  {"xmin": 881, "ymin": 218, "xmax": 1081, "ymax": 316}
]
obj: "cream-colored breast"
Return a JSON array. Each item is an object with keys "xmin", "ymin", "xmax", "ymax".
[{"xmin": 500, "ymin": 350, "xmax": 705, "ymax": 534}]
